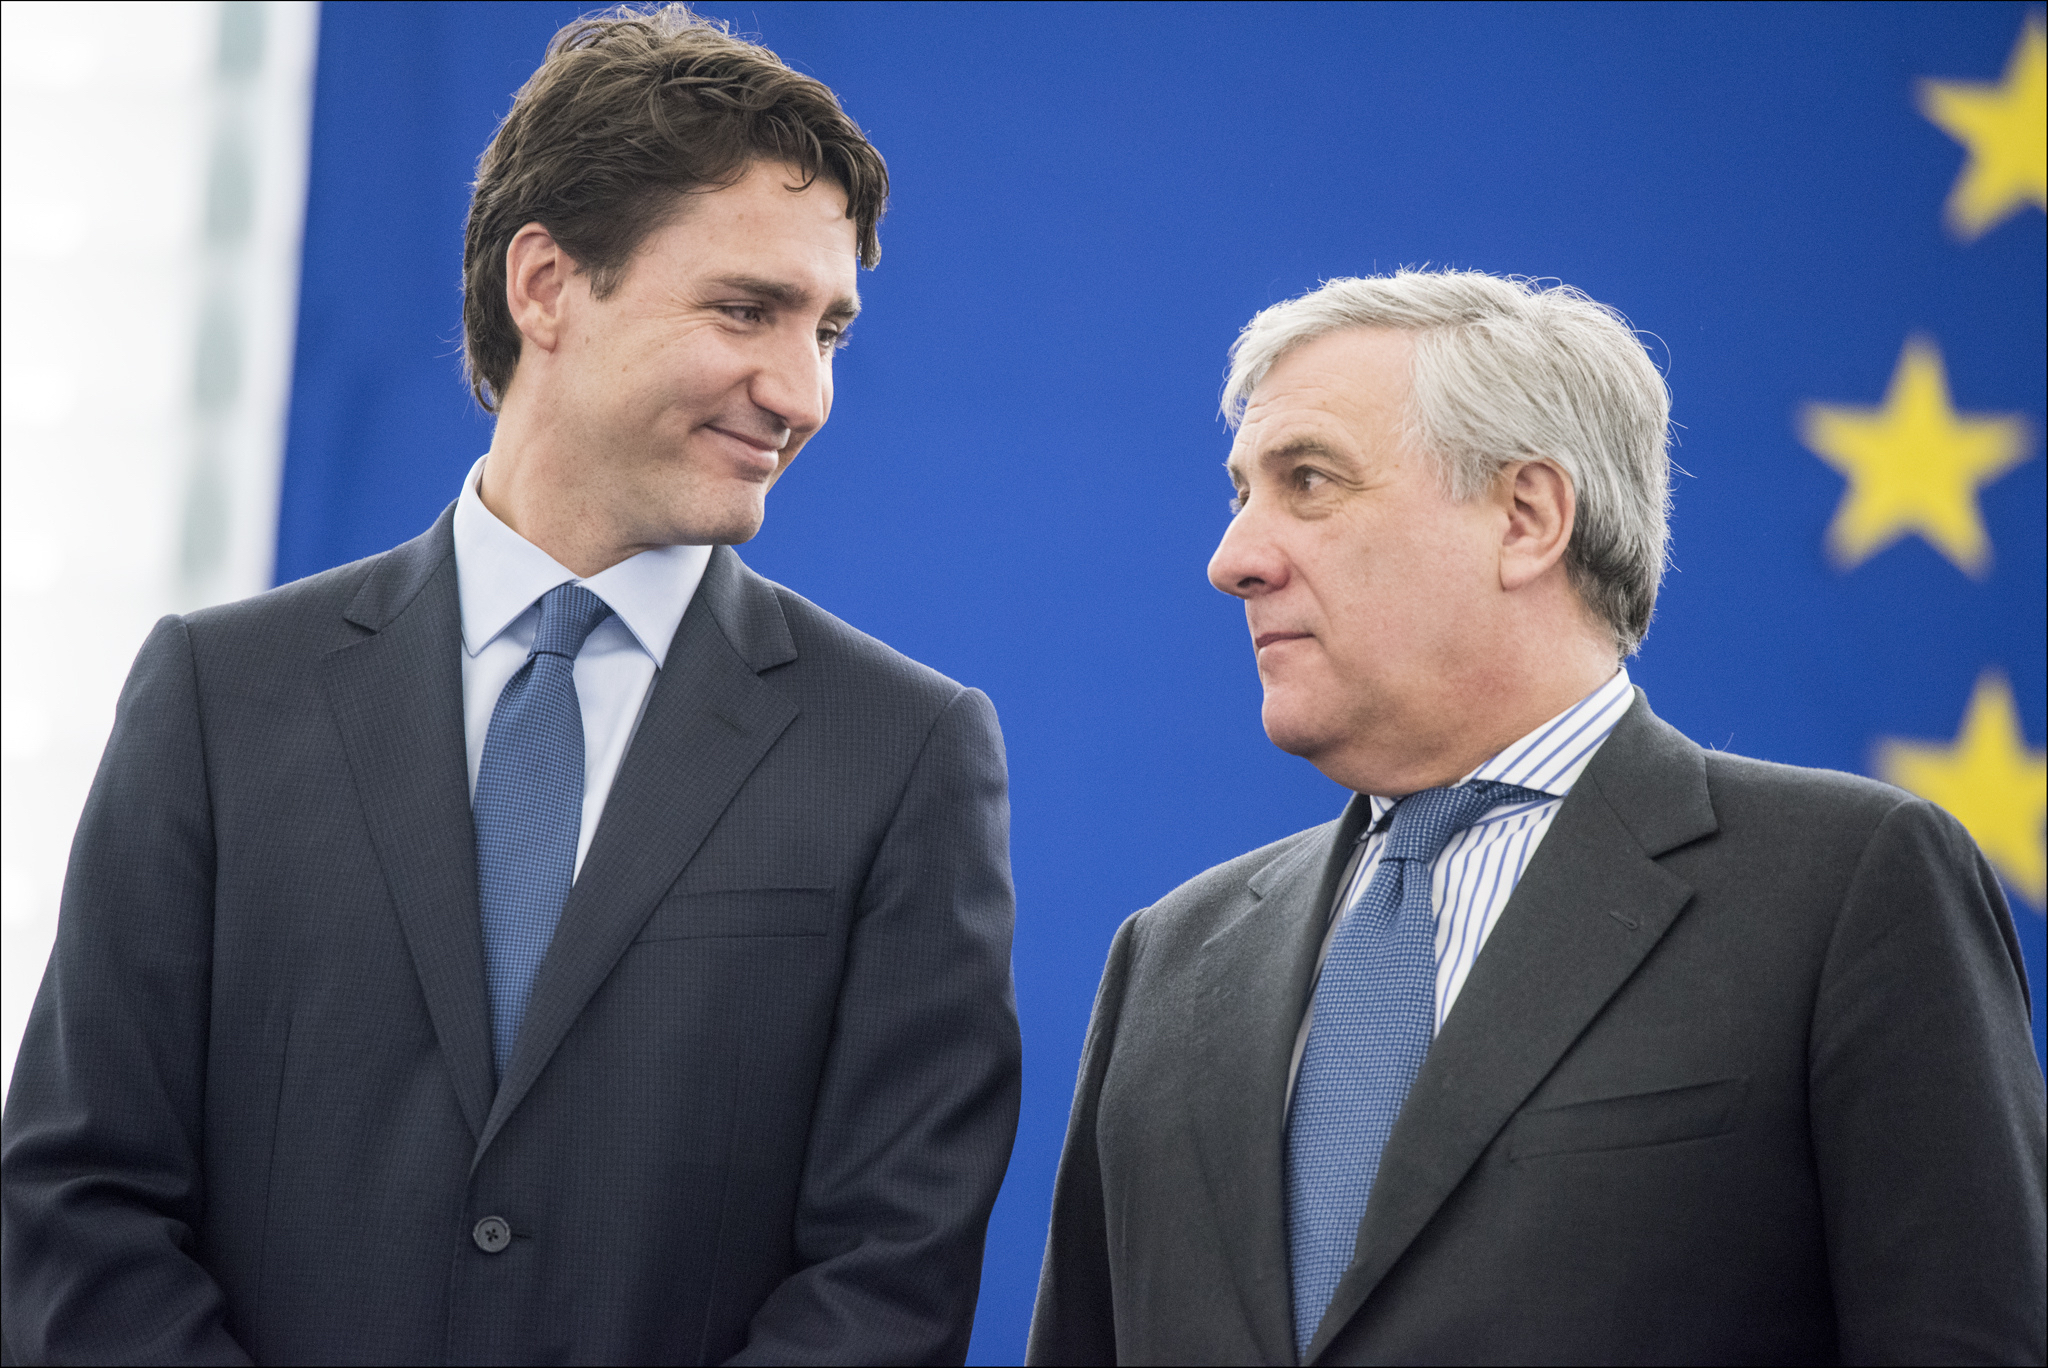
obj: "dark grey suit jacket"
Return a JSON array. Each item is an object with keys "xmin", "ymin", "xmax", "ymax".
[
  {"xmin": 1, "ymin": 510, "xmax": 1022, "ymax": 1366},
  {"xmin": 1029, "ymin": 693, "xmax": 2045, "ymax": 1365}
]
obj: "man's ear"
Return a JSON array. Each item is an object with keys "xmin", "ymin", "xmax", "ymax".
[
  {"xmin": 504, "ymin": 222, "xmax": 575, "ymax": 356},
  {"xmin": 1498, "ymin": 458, "xmax": 1576, "ymax": 592}
]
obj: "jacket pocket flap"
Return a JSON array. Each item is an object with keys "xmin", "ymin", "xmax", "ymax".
[
  {"xmin": 1509, "ymin": 1077, "xmax": 1748, "ymax": 1160},
  {"xmin": 633, "ymin": 887, "xmax": 833, "ymax": 942}
]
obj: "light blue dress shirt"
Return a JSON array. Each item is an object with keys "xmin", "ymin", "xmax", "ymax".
[{"xmin": 451, "ymin": 455, "xmax": 712, "ymax": 877}]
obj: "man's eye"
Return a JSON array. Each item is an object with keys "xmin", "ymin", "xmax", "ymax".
[
  {"xmin": 720, "ymin": 305, "xmax": 765, "ymax": 324},
  {"xmin": 1228, "ymin": 488, "xmax": 1248, "ymax": 515},
  {"xmin": 818, "ymin": 327, "xmax": 848, "ymax": 353},
  {"xmin": 1292, "ymin": 467, "xmax": 1328, "ymax": 492}
]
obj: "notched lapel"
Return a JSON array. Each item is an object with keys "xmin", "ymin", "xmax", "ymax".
[
  {"xmin": 1191, "ymin": 799, "xmax": 1373, "ymax": 1366},
  {"xmin": 320, "ymin": 511, "xmax": 496, "ymax": 1141},
  {"xmin": 478, "ymin": 549, "xmax": 799, "ymax": 1156},
  {"xmin": 1306, "ymin": 697, "xmax": 1718, "ymax": 1363}
]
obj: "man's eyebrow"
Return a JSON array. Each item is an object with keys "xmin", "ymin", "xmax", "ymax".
[
  {"xmin": 1226, "ymin": 435, "xmax": 1345, "ymax": 481},
  {"xmin": 706, "ymin": 274, "xmax": 861, "ymax": 322},
  {"xmin": 1260, "ymin": 436, "xmax": 1344, "ymax": 465}
]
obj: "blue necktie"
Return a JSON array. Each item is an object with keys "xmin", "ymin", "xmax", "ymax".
[
  {"xmin": 473, "ymin": 582, "xmax": 613, "ymax": 1078},
  {"xmin": 1285, "ymin": 779, "xmax": 1545, "ymax": 1359}
]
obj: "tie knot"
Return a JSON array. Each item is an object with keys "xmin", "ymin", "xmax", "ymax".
[
  {"xmin": 1381, "ymin": 779, "xmax": 1549, "ymax": 864},
  {"xmin": 530, "ymin": 583, "xmax": 613, "ymax": 661}
]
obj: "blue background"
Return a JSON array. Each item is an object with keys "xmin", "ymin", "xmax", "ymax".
[{"xmin": 278, "ymin": 4, "xmax": 2047, "ymax": 1361}]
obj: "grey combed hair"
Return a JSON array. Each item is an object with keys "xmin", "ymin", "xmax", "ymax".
[{"xmin": 1222, "ymin": 269, "xmax": 1672, "ymax": 656}]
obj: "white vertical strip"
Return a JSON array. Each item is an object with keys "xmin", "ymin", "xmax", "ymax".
[
  {"xmin": 179, "ymin": 0, "xmax": 318, "ymax": 607},
  {"xmin": 0, "ymin": 1, "xmax": 319, "ymax": 1101}
]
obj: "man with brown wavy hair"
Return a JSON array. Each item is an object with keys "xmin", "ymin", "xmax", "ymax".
[{"xmin": 1, "ymin": 8, "xmax": 1020, "ymax": 1364}]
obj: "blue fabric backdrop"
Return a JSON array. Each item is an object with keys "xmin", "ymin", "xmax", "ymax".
[{"xmin": 277, "ymin": 4, "xmax": 2047, "ymax": 1360}]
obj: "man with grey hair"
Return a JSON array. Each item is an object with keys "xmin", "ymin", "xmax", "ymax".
[{"xmin": 1028, "ymin": 269, "xmax": 2044, "ymax": 1365}]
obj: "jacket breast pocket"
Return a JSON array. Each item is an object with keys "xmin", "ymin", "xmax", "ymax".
[
  {"xmin": 1507, "ymin": 1077, "xmax": 1748, "ymax": 1161},
  {"xmin": 632, "ymin": 887, "xmax": 834, "ymax": 942}
]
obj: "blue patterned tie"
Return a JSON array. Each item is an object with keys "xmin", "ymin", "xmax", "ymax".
[
  {"xmin": 1285, "ymin": 779, "xmax": 1546, "ymax": 1359},
  {"xmin": 473, "ymin": 582, "xmax": 613, "ymax": 1079}
]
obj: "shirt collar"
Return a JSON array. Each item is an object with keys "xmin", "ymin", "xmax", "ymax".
[
  {"xmin": 451, "ymin": 455, "xmax": 712, "ymax": 666},
  {"xmin": 1366, "ymin": 668, "xmax": 1635, "ymax": 821}
]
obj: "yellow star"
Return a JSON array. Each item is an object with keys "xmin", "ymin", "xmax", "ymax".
[
  {"xmin": 1798, "ymin": 336, "xmax": 2031, "ymax": 577},
  {"xmin": 1879, "ymin": 672, "xmax": 2048, "ymax": 910},
  {"xmin": 1917, "ymin": 14, "xmax": 2047, "ymax": 240}
]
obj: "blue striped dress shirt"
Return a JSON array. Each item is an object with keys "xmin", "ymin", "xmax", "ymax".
[{"xmin": 1287, "ymin": 670, "xmax": 1637, "ymax": 1102}]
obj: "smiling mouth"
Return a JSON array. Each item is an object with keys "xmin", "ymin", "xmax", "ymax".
[
  {"xmin": 706, "ymin": 424, "xmax": 782, "ymax": 454},
  {"xmin": 703, "ymin": 424, "xmax": 785, "ymax": 475}
]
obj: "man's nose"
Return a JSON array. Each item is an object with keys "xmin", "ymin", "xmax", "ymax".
[
  {"xmin": 1208, "ymin": 504, "xmax": 1287, "ymax": 599},
  {"xmin": 749, "ymin": 329, "xmax": 831, "ymax": 439}
]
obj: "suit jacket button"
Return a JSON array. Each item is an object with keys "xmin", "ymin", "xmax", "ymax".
[{"xmin": 473, "ymin": 1216, "xmax": 512, "ymax": 1253}]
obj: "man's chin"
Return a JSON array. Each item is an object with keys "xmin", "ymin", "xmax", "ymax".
[
  {"xmin": 707, "ymin": 489, "xmax": 769, "ymax": 544},
  {"xmin": 646, "ymin": 496, "xmax": 765, "ymax": 547},
  {"xmin": 1259, "ymin": 698, "xmax": 1335, "ymax": 761},
  {"xmin": 704, "ymin": 512, "xmax": 765, "ymax": 545}
]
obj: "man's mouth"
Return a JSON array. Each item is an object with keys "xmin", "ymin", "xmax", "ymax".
[
  {"xmin": 1253, "ymin": 631, "xmax": 1312, "ymax": 651},
  {"xmin": 704, "ymin": 424, "xmax": 785, "ymax": 474}
]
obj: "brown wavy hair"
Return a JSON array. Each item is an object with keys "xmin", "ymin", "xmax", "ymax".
[{"xmin": 461, "ymin": 5, "xmax": 889, "ymax": 411}]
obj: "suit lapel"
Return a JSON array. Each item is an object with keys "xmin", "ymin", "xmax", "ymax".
[
  {"xmin": 1306, "ymin": 694, "xmax": 1719, "ymax": 1363},
  {"xmin": 477, "ymin": 547, "xmax": 799, "ymax": 1157},
  {"xmin": 1189, "ymin": 797, "xmax": 1374, "ymax": 1366},
  {"xmin": 320, "ymin": 508, "xmax": 496, "ymax": 1141}
]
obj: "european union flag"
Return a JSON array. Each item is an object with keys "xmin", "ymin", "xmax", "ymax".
[{"xmin": 279, "ymin": 5, "xmax": 2045, "ymax": 1360}]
